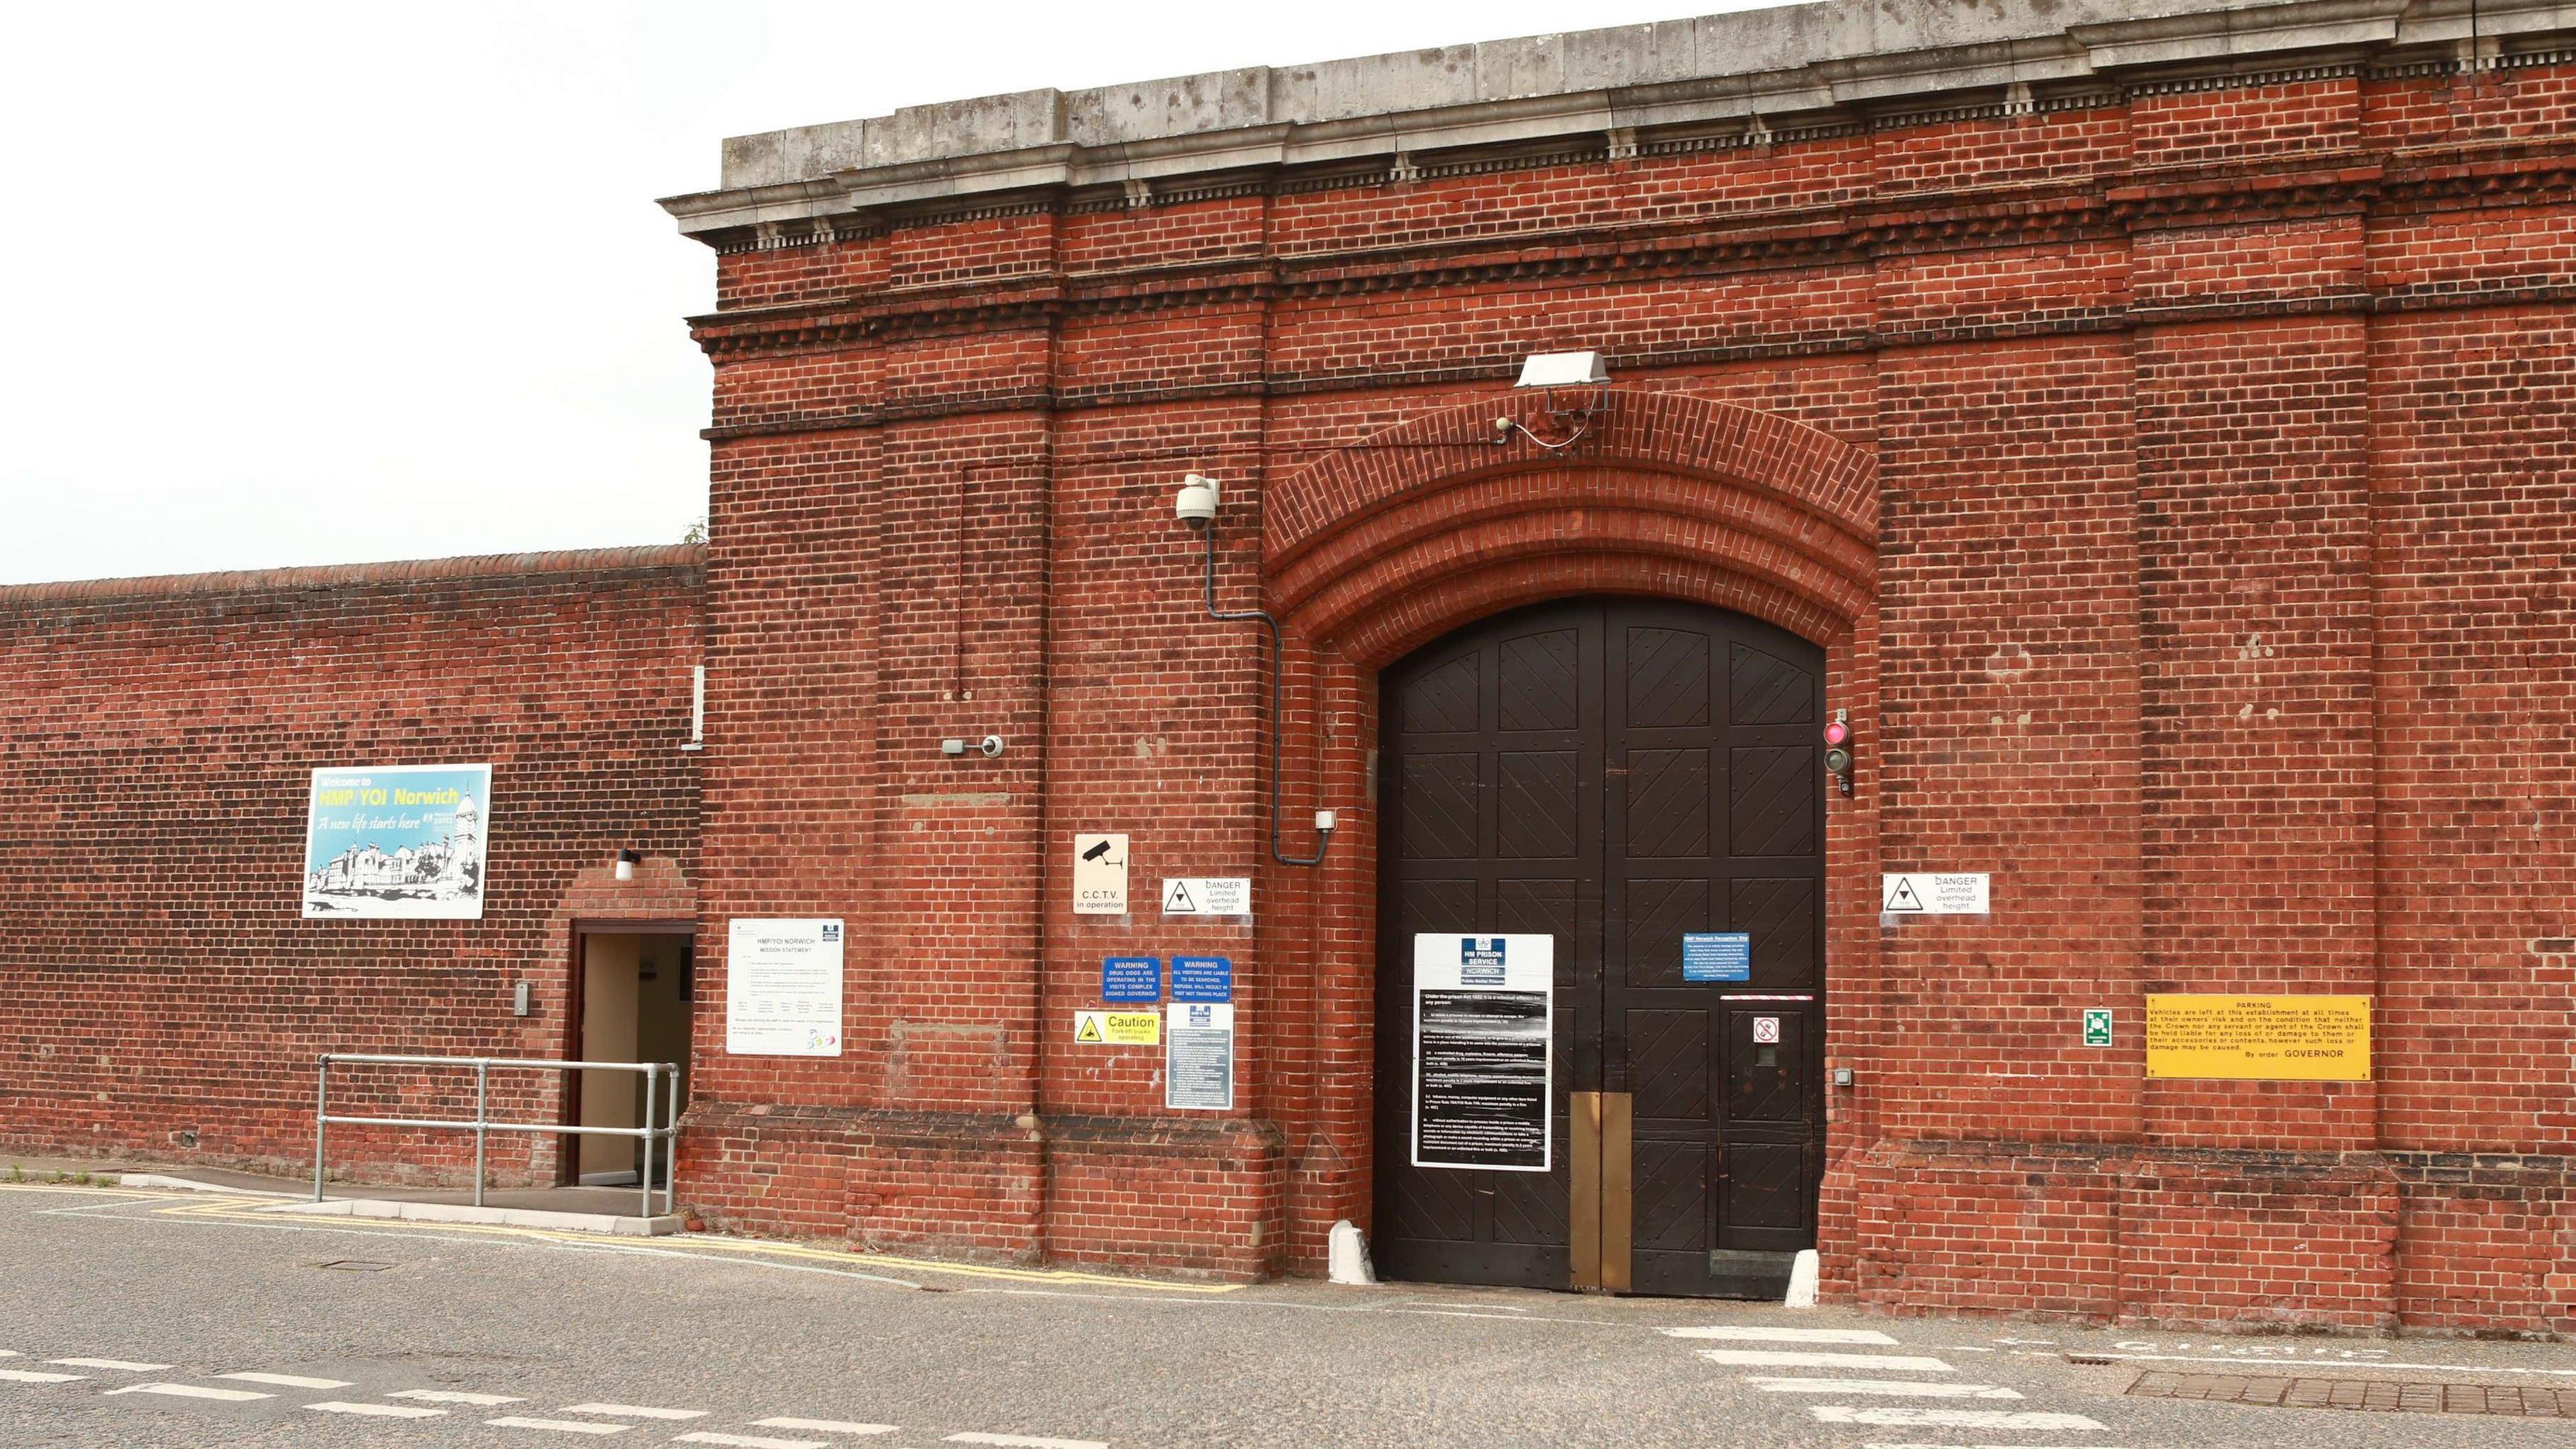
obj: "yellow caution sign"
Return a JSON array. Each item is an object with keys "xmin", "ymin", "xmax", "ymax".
[
  {"xmin": 2144, "ymin": 994, "xmax": 2371, "ymax": 1081},
  {"xmin": 1073, "ymin": 1010, "xmax": 1159, "ymax": 1046}
]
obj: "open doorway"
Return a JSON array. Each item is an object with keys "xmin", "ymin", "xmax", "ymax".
[{"xmin": 568, "ymin": 928, "xmax": 693, "ymax": 1187}]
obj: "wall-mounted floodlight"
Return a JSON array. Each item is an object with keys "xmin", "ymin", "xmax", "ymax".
[
  {"xmin": 1515, "ymin": 350, "xmax": 1609, "ymax": 388},
  {"xmin": 1503, "ymin": 350, "xmax": 1612, "ymax": 451},
  {"xmin": 1170, "ymin": 474, "xmax": 1335, "ymax": 868}
]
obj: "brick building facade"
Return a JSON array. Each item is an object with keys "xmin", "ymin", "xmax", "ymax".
[{"xmin": 9, "ymin": 0, "xmax": 2576, "ymax": 1330}]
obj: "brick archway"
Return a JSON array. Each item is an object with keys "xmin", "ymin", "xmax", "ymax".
[
  {"xmin": 1266, "ymin": 390, "xmax": 1878, "ymax": 660},
  {"xmin": 1260, "ymin": 388, "xmax": 1882, "ymax": 1293}
]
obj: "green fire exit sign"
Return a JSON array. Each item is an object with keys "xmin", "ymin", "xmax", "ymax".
[{"xmin": 2082, "ymin": 1008, "xmax": 2114, "ymax": 1047}]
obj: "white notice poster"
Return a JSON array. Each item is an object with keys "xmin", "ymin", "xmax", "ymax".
[
  {"xmin": 726, "ymin": 918, "xmax": 844, "ymax": 1056},
  {"xmin": 1412, "ymin": 933, "xmax": 1554, "ymax": 1172},
  {"xmin": 1165, "ymin": 1002, "xmax": 1235, "ymax": 1111}
]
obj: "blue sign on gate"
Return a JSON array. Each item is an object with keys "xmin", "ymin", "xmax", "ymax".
[
  {"xmin": 1682, "ymin": 932, "xmax": 1752, "ymax": 982},
  {"xmin": 1102, "ymin": 956, "xmax": 1161, "ymax": 1002},
  {"xmin": 1171, "ymin": 956, "xmax": 1232, "ymax": 1003}
]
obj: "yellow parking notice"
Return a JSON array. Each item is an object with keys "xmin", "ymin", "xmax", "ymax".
[
  {"xmin": 1073, "ymin": 1010, "xmax": 1159, "ymax": 1046},
  {"xmin": 2144, "ymin": 994, "xmax": 2371, "ymax": 1081}
]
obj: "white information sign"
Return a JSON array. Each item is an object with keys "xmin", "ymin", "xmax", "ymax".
[
  {"xmin": 726, "ymin": 918, "xmax": 845, "ymax": 1056},
  {"xmin": 1165, "ymin": 1002, "xmax": 1235, "ymax": 1110},
  {"xmin": 1073, "ymin": 833, "xmax": 1129, "ymax": 916},
  {"xmin": 1161, "ymin": 877, "xmax": 1250, "ymax": 916},
  {"xmin": 1882, "ymin": 872, "xmax": 1991, "ymax": 915},
  {"xmin": 1411, "ymin": 933, "xmax": 1554, "ymax": 1172}
]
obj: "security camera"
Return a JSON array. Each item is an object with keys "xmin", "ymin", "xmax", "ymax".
[
  {"xmin": 979, "ymin": 735, "xmax": 1006, "ymax": 759},
  {"xmin": 1175, "ymin": 474, "xmax": 1219, "ymax": 527}
]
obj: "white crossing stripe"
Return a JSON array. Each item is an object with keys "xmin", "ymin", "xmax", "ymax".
[
  {"xmin": 562, "ymin": 1401, "xmax": 709, "ymax": 1419},
  {"xmin": 1815, "ymin": 1406, "xmax": 2109, "ymax": 1430},
  {"xmin": 0, "ymin": 1369, "xmax": 87, "ymax": 1384},
  {"xmin": 945, "ymin": 1435, "xmax": 1110, "ymax": 1449},
  {"xmin": 486, "ymin": 1417, "xmax": 631, "ymax": 1435},
  {"xmin": 1750, "ymin": 1377, "xmax": 2022, "ymax": 1399},
  {"xmin": 104, "ymin": 1383, "xmax": 275, "ymax": 1402},
  {"xmin": 221, "ymin": 1372, "xmax": 355, "ymax": 1389},
  {"xmin": 755, "ymin": 1421, "xmax": 901, "ymax": 1436},
  {"xmin": 390, "ymin": 1389, "xmax": 525, "ymax": 1405},
  {"xmin": 0, "ymin": 1350, "xmax": 17, "ymax": 1357},
  {"xmin": 1699, "ymin": 1349, "xmax": 1954, "ymax": 1372},
  {"xmin": 308, "ymin": 1401, "xmax": 449, "ymax": 1418},
  {"xmin": 1862, "ymin": 1443, "xmax": 2131, "ymax": 1448},
  {"xmin": 1666, "ymin": 1326, "xmax": 1900, "ymax": 1344},
  {"xmin": 48, "ymin": 1358, "xmax": 172, "ymax": 1371},
  {"xmin": 676, "ymin": 1434, "xmax": 827, "ymax": 1449}
]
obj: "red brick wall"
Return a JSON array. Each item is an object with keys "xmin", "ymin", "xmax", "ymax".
[
  {"xmin": 675, "ymin": 50, "xmax": 2576, "ymax": 1322},
  {"xmin": 0, "ymin": 548, "xmax": 703, "ymax": 1185}
]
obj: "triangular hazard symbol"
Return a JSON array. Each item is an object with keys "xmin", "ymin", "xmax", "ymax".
[
  {"xmin": 1884, "ymin": 877, "xmax": 1925, "ymax": 912},
  {"xmin": 1077, "ymin": 1016, "xmax": 1104, "ymax": 1042},
  {"xmin": 1164, "ymin": 879, "xmax": 1195, "ymax": 912}
]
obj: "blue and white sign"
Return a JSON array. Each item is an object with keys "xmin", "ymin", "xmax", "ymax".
[
  {"xmin": 1682, "ymin": 932, "xmax": 1752, "ymax": 982},
  {"xmin": 1102, "ymin": 956, "xmax": 1161, "ymax": 1003},
  {"xmin": 1171, "ymin": 955, "xmax": 1232, "ymax": 1003},
  {"xmin": 1460, "ymin": 937, "xmax": 1509, "ymax": 985}
]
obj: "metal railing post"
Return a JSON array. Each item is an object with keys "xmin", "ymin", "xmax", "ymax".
[
  {"xmin": 665, "ymin": 1065, "xmax": 681, "ymax": 1218},
  {"xmin": 638, "ymin": 1063, "xmax": 656, "ymax": 1220},
  {"xmin": 313, "ymin": 1056, "xmax": 329, "ymax": 1203},
  {"xmin": 474, "ymin": 1060, "xmax": 488, "ymax": 1209}
]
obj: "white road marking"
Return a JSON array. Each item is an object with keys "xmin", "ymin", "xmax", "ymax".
[
  {"xmin": 103, "ymin": 1383, "xmax": 274, "ymax": 1402},
  {"xmin": 308, "ymin": 1401, "xmax": 449, "ymax": 1418},
  {"xmin": 2078, "ymin": 1350, "xmax": 2576, "ymax": 1378},
  {"xmin": 0, "ymin": 1350, "xmax": 17, "ymax": 1357},
  {"xmin": 1862, "ymin": 1443, "xmax": 2131, "ymax": 1448},
  {"xmin": 945, "ymin": 1434, "xmax": 1110, "ymax": 1449},
  {"xmin": 0, "ymin": 1370, "xmax": 87, "ymax": 1384},
  {"xmin": 1699, "ymin": 1349, "xmax": 1954, "ymax": 1372},
  {"xmin": 562, "ymin": 1401, "xmax": 708, "ymax": 1419},
  {"xmin": 1749, "ymin": 1378, "xmax": 2023, "ymax": 1399},
  {"xmin": 390, "ymin": 1388, "xmax": 525, "ymax": 1405},
  {"xmin": 220, "ymin": 1371, "xmax": 355, "ymax": 1389},
  {"xmin": 1815, "ymin": 1406, "xmax": 2108, "ymax": 1430},
  {"xmin": 1666, "ymin": 1326, "xmax": 1899, "ymax": 1344},
  {"xmin": 755, "ymin": 1420, "xmax": 901, "ymax": 1436},
  {"xmin": 486, "ymin": 1416, "xmax": 631, "ymax": 1435},
  {"xmin": 47, "ymin": 1358, "xmax": 172, "ymax": 1371},
  {"xmin": 676, "ymin": 1434, "xmax": 828, "ymax": 1449}
]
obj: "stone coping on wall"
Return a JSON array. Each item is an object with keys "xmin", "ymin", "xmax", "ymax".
[
  {"xmin": 0, "ymin": 543, "xmax": 708, "ymax": 608},
  {"xmin": 663, "ymin": 0, "xmax": 2574, "ymax": 237}
]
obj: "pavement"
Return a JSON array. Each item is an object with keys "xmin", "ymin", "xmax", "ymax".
[{"xmin": 3, "ymin": 1168, "xmax": 2575, "ymax": 1448}]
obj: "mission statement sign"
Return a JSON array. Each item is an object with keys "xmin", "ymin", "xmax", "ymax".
[{"xmin": 1412, "ymin": 934, "xmax": 1554, "ymax": 1171}]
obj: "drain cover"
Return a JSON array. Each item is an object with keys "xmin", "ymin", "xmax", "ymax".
[
  {"xmin": 316, "ymin": 1259, "xmax": 395, "ymax": 1272},
  {"xmin": 2129, "ymin": 1369, "xmax": 2576, "ymax": 1418}
]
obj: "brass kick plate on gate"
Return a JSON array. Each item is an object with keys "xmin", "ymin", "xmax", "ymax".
[
  {"xmin": 1570, "ymin": 1091, "xmax": 1601, "ymax": 1289},
  {"xmin": 1601, "ymin": 1092, "xmax": 1631, "ymax": 1293},
  {"xmin": 1568, "ymin": 1091, "xmax": 1633, "ymax": 1292}
]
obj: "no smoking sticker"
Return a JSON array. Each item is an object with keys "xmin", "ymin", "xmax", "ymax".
[{"xmin": 1753, "ymin": 1016, "xmax": 1781, "ymax": 1044}]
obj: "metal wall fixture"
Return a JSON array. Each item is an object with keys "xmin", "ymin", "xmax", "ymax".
[
  {"xmin": 941, "ymin": 735, "xmax": 1006, "ymax": 758},
  {"xmin": 1171, "ymin": 473, "xmax": 1336, "ymax": 866}
]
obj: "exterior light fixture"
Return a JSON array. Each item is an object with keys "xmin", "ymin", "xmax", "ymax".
[
  {"xmin": 1503, "ymin": 350, "xmax": 1611, "ymax": 450},
  {"xmin": 1171, "ymin": 474, "xmax": 1335, "ymax": 867},
  {"xmin": 614, "ymin": 847, "xmax": 642, "ymax": 881}
]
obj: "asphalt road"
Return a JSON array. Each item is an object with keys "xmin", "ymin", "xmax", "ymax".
[{"xmin": 3, "ymin": 1178, "xmax": 2573, "ymax": 1448}]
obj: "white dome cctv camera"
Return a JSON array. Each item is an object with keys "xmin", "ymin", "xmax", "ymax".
[{"xmin": 1175, "ymin": 474, "xmax": 1219, "ymax": 527}]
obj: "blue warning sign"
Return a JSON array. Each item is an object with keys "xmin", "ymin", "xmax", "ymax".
[
  {"xmin": 1102, "ymin": 956, "xmax": 1161, "ymax": 1002},
  {"xmin": 1682, "ymin": 932, "xmax": 1751, "ymax": 982},
  {"xmin": 1171, "ymin": 955, "xmax": 1232, "ymax": 1003}
]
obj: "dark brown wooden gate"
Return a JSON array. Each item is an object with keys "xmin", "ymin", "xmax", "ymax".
[{"xmin": 1373, "ymin": 598, "xmax": 1826, "ymax": 1297}]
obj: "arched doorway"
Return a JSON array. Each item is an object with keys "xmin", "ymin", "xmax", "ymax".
[{"xmin": 1372, "ymin": 596, "xmax": 1827, "ymax": 1297}]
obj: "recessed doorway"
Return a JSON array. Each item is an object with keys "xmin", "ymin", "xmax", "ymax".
[
  {"xmin": 1373, "ymin": 597, "xmax": 1827, "ymax": 1298},
  {"xmin": 567, "ymin": 928, "xmax": 693, "ymax": 1187}
]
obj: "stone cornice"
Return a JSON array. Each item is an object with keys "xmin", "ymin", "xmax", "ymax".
[
  {"xmin": 682, "ymin": 136, "xmax": 2576, "ymax": 367},
  {"xmin": 661, "ymin": 0, "xmax": 2576, "ymax": 246}
]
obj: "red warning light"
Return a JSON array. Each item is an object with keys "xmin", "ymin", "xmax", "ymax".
[{"xmin": 1823, "ymin": 719, "xmax": 1849, "ymax": 748}]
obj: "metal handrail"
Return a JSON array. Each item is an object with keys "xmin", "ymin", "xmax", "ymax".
[{"xmin": 314, "ymin": 1053, "xmax": 680, "ymax": 1219}]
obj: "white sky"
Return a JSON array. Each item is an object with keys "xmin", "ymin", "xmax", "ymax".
[{"xmin": 0, "ymin": 1, "xmax": 1782, "ymax": 586}]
